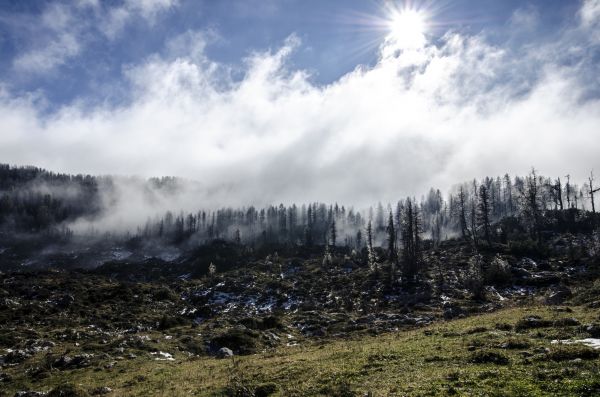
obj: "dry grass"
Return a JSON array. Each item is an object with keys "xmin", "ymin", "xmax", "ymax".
[{"xmin": 3, "ymin": 305, "xmax": 600, "ymax": 396}]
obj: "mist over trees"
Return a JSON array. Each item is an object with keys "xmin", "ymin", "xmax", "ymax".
[
  {"xmin": 0, "ymin": 164, "xmax": 100, "ymax": 235},
  {"xmin": 1, "ymin": 164, "xmax": 599, "ymax": 263}
]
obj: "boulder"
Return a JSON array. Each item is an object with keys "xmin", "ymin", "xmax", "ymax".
[
  {"xmin": 545, "ymin": 286, "xmax": 572, "ymax": 305},
  {"xmin": 216, "ymin": 347, "xmax": 233, "ymax": 358},
  {"xmin": 518, "ymin": 258, "xmax": 538, "ymax": 270}
]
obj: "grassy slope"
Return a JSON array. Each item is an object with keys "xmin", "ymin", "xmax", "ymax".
[{"xmin": 4, "ymin": 305, "xmax": 600, "ymax": 396}]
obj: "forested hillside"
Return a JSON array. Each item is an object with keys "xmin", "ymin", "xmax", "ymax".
[{"xmin": 1, "ymin": 164, "xmax": 599, "ymax": 268}]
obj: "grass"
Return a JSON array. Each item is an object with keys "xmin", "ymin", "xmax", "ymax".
[{"xmin": 3, "ymin": 305, "xmax": 600, "ymax": 396}]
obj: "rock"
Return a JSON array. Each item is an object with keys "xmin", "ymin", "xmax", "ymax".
[
  {"xmin": 512, "ymin": 267, "xmax": 532, "ymax": 279},
  {"xmin": 515, "ymin": 316, "xmax": 552, "ymax": 331},
  {"xmin": 529, "ymin": 272, "xmax": 562, "ymax": 286},
  {"xmin": 518, "ymin": 258, "xmax": 538, "ymax": 270},
  {"xmin": 499, "ymin": 339, "xmax": 530, "ymax": 349},
  {"xmin": 23, "ymin": 339, "xmax": 56, "ymax": 354},
  {"xmin": 14, "ymin": 392, "xmax": 48, "ymax": 397},
  {"xmin": 216, "ymin": 347, "xmax": 234, "ymax": 358},
  {"xmin": 25, "ymin": 366, "xmax": 48, "ymax": 380},
  {"xmin": 584, "ymin": 324, "xmax": 600, "ymax": 338},
  {"xmin": 71, "ymin": 354, "xmax": 93, "ymax": 367},
  {"xmin": 90, "ymin": 387, "xmax": 112, "ymax": 395},
  {"xmin": 4, "ymin": 349, "xmax": 30, "ymax": 364},
  {"xmin": 443, "ymin": 305, "xmax": 465, "ymax": 320},
  {"xmin": 553, "ymin": 317, "xmax": 580, "ymax": 327},
  {"xmin": 53, "ymin": 354, "xmax": 93, "ymax": 370},
  {"xmin": 545, "ymin": 286, "xmax": 572, "ymax": 305},
  {"xmin": 533, "ymin": 347, "xmax": 550, "ymax": 354},
  {"xmin": 53, "ymin": 355, "xmax": 72, "ymax": 369}
]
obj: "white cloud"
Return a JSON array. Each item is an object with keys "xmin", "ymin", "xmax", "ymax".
[
  {"xmin": 509, "ymin": 6, "xmax": 540, "ymax": 32},
  {"xmin": 12, "ymin": 3, "xmax": 82, "ymax": 74},
  {"xmin": 102, "ymin": 0, "xmax": 178, "ymax": 38},
  {"xmin": 1, "ymin": 2, "xmax": 600, "ymax": 229},
  {"xmin": 13, "ymin": 31, "xmax": 81, "ymax": 74},
  {"xmin": 581, "ymin": 0, "xmax": 600, "ymax": 44},
  {"xmin": 10, "ymin": 0, "xmax": 178, "ymax": 75},
  {"xmin": 581, "ymin": 0, "xmax": 600, "ymax": 27}
]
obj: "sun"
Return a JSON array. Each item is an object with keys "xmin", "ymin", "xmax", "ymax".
[{"xmin": 388, "ymin": 9, "xmax": 428, "ymax": 49}]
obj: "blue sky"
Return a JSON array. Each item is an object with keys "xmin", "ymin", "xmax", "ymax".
[
  {"xmin": 0, "ymin": 0, "xmax": 599, "ymax": 209},
  {"xmin": 0, "ymin": 0, "xmax": 582, "ymax": 106}
]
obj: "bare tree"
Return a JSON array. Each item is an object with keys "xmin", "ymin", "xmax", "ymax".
[
  {"xmin": 547, "ymin": 178, "xmax": 563, "ymax": 211},
  {"xmin": 589, "ymin": 171, "xmax": 600, "ymax": 216},
  {"xmin": 565, "ymin": 174, "xmax": 572, "ymax": 209},
  {"xmin": 457, "ymin": 186, "xmax": 469, "ymax": 240}
]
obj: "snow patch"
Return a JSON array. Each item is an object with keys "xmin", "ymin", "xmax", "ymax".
[
  {"xmin": 551, "ymin": 338, "xmax": 600, "ymax": 349},
  {"xmin": 151, "ymin": 351, "xmax": 175, "ymax": 361}
]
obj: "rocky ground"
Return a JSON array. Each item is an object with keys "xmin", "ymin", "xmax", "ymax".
[{"xmin": 1, "ymin": 235, "xmax": 600, "ymax": 396}]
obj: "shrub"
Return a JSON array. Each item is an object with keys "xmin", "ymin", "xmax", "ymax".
[
  {"xmin": 179, "ymin": 336, "xmax": 205, "ymax": 355},
  {"xmin": 484, "ymin": 256, "xmax": 512, "ymax": 285},
  {"xmin": 465, "ymin": 326, "xmax": 488, "ymax": 335},
  {"xmin": 515, "ymin": 316, "xmax": 552, "ymax": 331},
  {"xmin": 464, "ymin": 255, "xmax": 485, "ymax": 300},
  {"xmin": 239, "ymin": 316, "xmax": 283, "ymax": 330},
  {"xmin": 507, "ymin": 239, "xmax": 548, "ymax": 258},
  {"xmin": 495, "ymin": 323, "xmax": 513, "ymax": 331},
  {"xmin": 152, "ymin": 287, "xmax": 178, "ymax": 302},
  {"xmin": 545, "ymin": 345, "xmax": 599, "ymax": 361},
  {"xmin": 469, "ymin": 351, "xmax": 510, "ymax": 365},
  {"xmin": 211, "ymin": 328, "xmax": 259, "ymax": 355},
  {"xmin": 498, "ymin": 338, "xmax": 530, "ymax": 349},
  {"xmin": 254, "ymin": 383, "xmax": 278, "ymax": 397},
  {"xmin": 48, "ymin": 383, "xmax": 89, "ymax": 397},
  {"xmin": 157, "ymin": 314, "xmax": 187, "ymax": 330},
  {"xmin": 319, "ymin": 380, "xmax": 357, "ymax": 397}
]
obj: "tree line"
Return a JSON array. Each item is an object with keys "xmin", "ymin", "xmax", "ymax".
[{"xmin": 1, "ymin": 164, "xmax": 598, "ymax": 264}]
